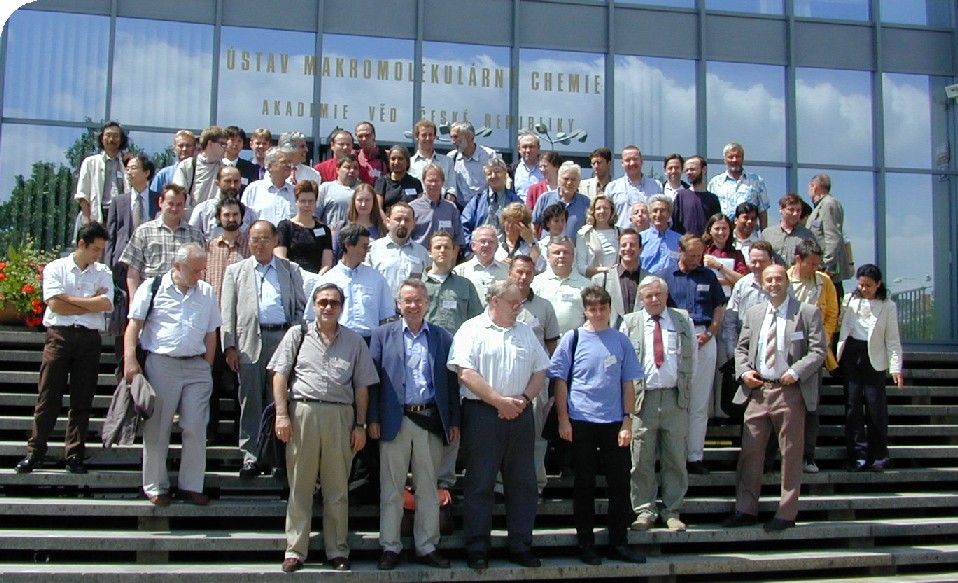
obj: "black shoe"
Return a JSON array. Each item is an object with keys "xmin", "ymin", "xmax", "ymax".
[
  {"xmin": 281, "ymin": 557, "xmax": 304, "ymax": 573},
  {"xmin": 65, "ymin": 455, "xmax": 87, "ymax": 474},
  {"xmin": 467, "ymin": 551, "xmax": 488, "ymax": 570},
  {"xmin": 686, "ymin": 460, "xmax": 710, "ymax": 475},
  {"xmin": 377, "ymin": 550, "xmax": 400, "ymax": 570},
  {"xmin": 509, "ymin": 550, "xmax": 541, "ymax": 568},
  {"xmin": 847, "ymin": 459, "xmax": 868, "ymax": 472},
  {"xmin": 239, "ymin": 460, "xmax": 260, "ymax": 479},
  {"xmin": 579, "ymin": 545, "xmax": 602, "ymax": 565},
  {"xmin": 14, "ymin": 454, "xmax": 44, "ymax": 474},
  {"xmin": 722, "ymin": 512, "xmax": 759, "ymax": 528},
  {"xmin": 763, "ymin": 518, "xmax": 796, "ymax": 531},
  {"xmin": 869, "ymin": 458, "xmax": 891, "ymax": 472},
  {"xmin": 607, "ymin": 545, "xmax": 647, "ymax": 564},
  {"xmin": 416, "ymin": 550, "xmax": 450, "ymax": 568},
  {"xmin": 328, "ymin": 556, "xmax": 350, "ymax": 571}
]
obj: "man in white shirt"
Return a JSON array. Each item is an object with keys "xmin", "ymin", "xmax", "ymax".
[
  {"xmin": 241, "ymin": 146, "xmax": 297, "ymax": 226},
  {"xmin": 278, "ymin": 131, "xmax": 322, "ymax": 187},
  {"xmin": 14, "ymin": 223, "xmax": 114, "ymax": 475},
  {"xmin": 605, "ymin": 145, "xmax": 663, "ymax": 230},
  {"xmin": 409, "ymin": 119, "xmax": 455, "ymax": 196},
  {"xmin": 123, "ymin": 243, "xmax": 221, "ymax": 507},
  {"xmin": 532, "ymin": 236, "xmax": 592, "ymax": 334},
  {"xmin": 367, "ymin": 202, "xmax": 431, "ymax": 295},
  {"xmin": 453, "ymin": 224, "xmax": 509, "ymax": 306}
]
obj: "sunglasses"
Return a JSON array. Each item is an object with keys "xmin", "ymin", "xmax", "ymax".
[{"xmin": 316, "ymin": 299, "xmax": 342, "ymax": 308}]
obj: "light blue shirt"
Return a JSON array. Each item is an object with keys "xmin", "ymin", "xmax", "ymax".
[
  {"xmin": 448, "ymin": 144, "xmax": 497, "ymax": 208},
  {"xmin": 255, "ymin": 259, "xmax": 286, "ymax": 325},
  {"xmin": 640, "ymin": 227, "xmax": 681, "ymax": 276},
  {"xmin": 531, "ymin": 190, "xmax": 590, "ymax": 237},
  {"xmin": 707, "ymin": 170, "xmax": 771, "ymax": 219},
  {"xmin": 513, "ymin": 161, "xmax": 544, "ymax": 204},
  {"xmin": 242, "ymin": 178, "xmax": 295, "ymax": 226},
  {"xmin": 150, "ymin": 163, "xmax": 177, "ymax": 192},
  {"xmin": 605, "ymin": 175, "xmax": 663, "ymax": 229},
  {"xmin": 316, "ymin": 262, "xmax": 395, "ymax": 336},
  {"xmin": 403, "ymin": 320, "xmax": 434, "ymax": 405}
]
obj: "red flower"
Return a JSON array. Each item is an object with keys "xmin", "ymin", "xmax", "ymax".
[
  {"xmin": 21, "ymin": 284, "xmax": 35, "ymax": 294},
  {"xmin": 37, "ymin": 265, "xmax": 44, "ymax": 273},
  {"xmin": 0, "ymin": 262, "xmax": 6, "ymax": 270},
  {"xmin": 32, "ymin": 304, "xmax": 44, "ymax": 314},
  {"xmin": 0, "ymin": 273, "xmax": 6, "ymax": 281},
  {"xmin": 24, "ymin": 316, "xmax": 42, "ymax": 327}
]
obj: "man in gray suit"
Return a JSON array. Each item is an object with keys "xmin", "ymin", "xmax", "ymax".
[
  {"xmin": 221, "ymin": 220, "xmax": 306, "ymax": 477},
  {"xmin": 806, "ymin": 174, "xmax": 852, "ymax": 301},
  {"xmin": 723, "ymin": 264, "xmax": 825, "ymax": 531}
]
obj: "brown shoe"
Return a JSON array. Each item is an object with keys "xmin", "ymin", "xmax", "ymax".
[
  {"xmin": 377, "ymin": 550, "xmax": 400, "ymax": 570},
  {"xmin": 145, "ymin": 492, "xmax": 171, "ymax": 507},
  {"xmin": 176, "ymin": 489, "xmax": 210, "ymax": 505},
  {"xmin": 282, "ymin": 557, "xmax": 304, "ymax": 573},
  {"xmin": 416, "ymin": 550, "xmax": 450, "ymax": 568}
]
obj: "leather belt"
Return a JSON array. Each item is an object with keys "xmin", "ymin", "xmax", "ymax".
[
  {"xmin": 404, "ymin": 403, "xmax": 437, "ymax": 413},
  {"xmin": 260, "ymin": 323, "xmax": 288, "ymax": 331}
]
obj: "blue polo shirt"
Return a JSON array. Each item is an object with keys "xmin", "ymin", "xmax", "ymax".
[
  {"xmin": 663, "ymin": 265, "xmax": 726, "ymax": 326},
  {"xmin": 640, "ymin": 227, "xmax": 681, "ymax": 276}
]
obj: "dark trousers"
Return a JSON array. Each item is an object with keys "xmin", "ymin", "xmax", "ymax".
[
  {"xmin": 461, "ymin": 400, "xmax": 537, "ymax": 554},
  {"xmin": 571, "ymin": 419, "xmax": 632, "ymax": 547},
  {"xmin": 208, "ymin": 332, "xmax": 237, "ymax": 442},
  {"xmin": 29, "ymin": 326, "xmax": 102, "ymax": 459},
  {"xmin": 840, "ymin": 338, "xmax": 889, "ymax": 462}
]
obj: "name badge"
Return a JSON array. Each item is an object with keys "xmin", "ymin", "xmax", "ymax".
[
  {"xmin": 241, "ymin": 178, "xmax": 249, "ymax": 186},
  {"xmin": 439, "ymin": 220, "xmax": 452, "ymax": 229},
  {"xmin": 696, "ymin": 284, "xmax": 710, "ymax": 292},
  {"xmin": 313, "ymin": 227, "xmax": 326, "ymax": 237},
  {"xmin": 604, "ymin": 355, "xmax": 618, "ymax": 368},
  {"xmin": 442, "ymin": 299, "xmax": 458, "ymax": 309},
  {"xmin": 810, "ymin": 219, "xmax": 822, "ymax": 228},
  {"xmin": 116, "ymin": 170, "xmax": 124, "ymax": 180},
  {"xmin": 409, "ymin": 257, "xmax": 423, "ymax": 266},
  {"xmin": 404, "ymin": 188, "xmax": 418, "ymax": 196},
  {"xmin": 561, "ymin": 293, "xmax": 577, "ymax": 302},
  {"xmin": 670, "ymin": 251, "xmax": 680, "ymax": 260},
  {"xmin": 791, "ymin": 331, "xmax": 805, "ymax": 341}
]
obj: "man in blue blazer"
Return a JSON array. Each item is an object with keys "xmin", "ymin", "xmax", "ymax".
[{"xmin": 368, "ymin": 278, "xmax": 460, "ymax": 571}]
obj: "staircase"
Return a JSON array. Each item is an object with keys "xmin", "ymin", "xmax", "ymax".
[{"xmin": 0, "ymin": 329, "xmax": 957, "ymax": 581}]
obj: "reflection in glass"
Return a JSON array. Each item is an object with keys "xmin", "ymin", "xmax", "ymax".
[
  {"xmin": 882, "ymin": 73, "xmax": 933, "ymax": 170},
  {"xmin": 128, "ymin": 131, "xmax": 177, "ymax": 163},
  {"xmin": 706, "ymin": 62, "xmax": 785, "ymax": 162},
  {"xmin": 750, "ymin": 165, "xmax": 786, "ymax": 212},
  {"xmin": 884, "ymin": 173, "xmax": 940, "ymax": 340},
  {"xmin": 320, "ymin": 34, "xmax": 414, "ymax": 144},
  {"xmin": 614, "ymin": 55, "xmax": 695, "ymax": 158},
  {"xmin": 797, "ymin": 168, "xmax": 875, "ymax": 284},
  {"xmin": 518, "ymin": 49, "xmax": 605, "ymax": 154},
  {"xmin": 880, "ymin": 0, "xmax": 952, "ymax": 26},
  {"xmin": 793, "ymin": 0, "xmax": 869, "ymax": 20},
  {"xmin": 614, "ymin": 0, "xmax": 695, "ymax": 7},
  {"xmin": 421, "ymin": 42, "xmax": 511, "ymax": 151},
  {"xmin": 0, "ymin": 124, "xmax": 85, "ymax": 202},
  {"xmin": 218, "ymin": 26, "xmax": 316, "ymax": 139},
  {"xmin": 112, "ymin": 19, "xmax": 213, "ymax": 129},
  {"xmin": 705, "ymin": 0, "xmax": 783, "ymax": 15},
  {"xmin": 796, "ymin": 68, "xmax": 872, "ymax": 166},
  {"xmin": 3, "ymin": 11, "xmax": 109, "ymax": 122}
]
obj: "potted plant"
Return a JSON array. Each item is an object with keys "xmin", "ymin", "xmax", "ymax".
[{"xmin": 0, "ymin": 238, "xmax": 58, "ymax": 328}]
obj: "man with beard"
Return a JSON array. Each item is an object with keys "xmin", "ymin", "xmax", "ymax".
[
  {"xmin": 189, "ymin": 166, "xmax": 255, "ymax": 240},
  {"xmin": 367, "ymin": 202, "xmax": 431, "ymax": 295},
  {"xmin": 672, "ymin": 156, "xmax": 721, "ymax": 236}
]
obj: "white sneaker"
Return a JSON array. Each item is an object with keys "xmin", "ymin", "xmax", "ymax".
[{"xmin": 803, "ymin": 459, "xmax": 820, "ymax": 473}]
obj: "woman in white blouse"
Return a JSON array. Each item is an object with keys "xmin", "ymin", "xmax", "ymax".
[
  {"xmin": 836, "ymin": 264, "xmax": 904, "ymax": 472},
  {"xmin": 575, "ymin": 195, "xmax": 619, "ymax": 277}
]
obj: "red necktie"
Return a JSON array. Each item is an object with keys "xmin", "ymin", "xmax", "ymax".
[{"xmin": 652, "ymin": 314, "xmax": 664, "ymax": 368}]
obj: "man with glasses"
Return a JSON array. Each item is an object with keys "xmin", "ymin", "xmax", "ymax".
[
  {"xmin": 270, "ymin": 283, "xmax": 379, "ymax": 573},
  {"xmin": 173, "ymin": 125, "xmax": 228, "ymax": 208},
  {"xmin": 241, "ymin": 147, "xmax": 297, "ymax": 226},
  {"xmin": 221, "ymin": 220, "xmax": 306, "ymax": 478},
  {"xmin": 453, "ymin": 225, "xmax": 509, "ymax": 306}
]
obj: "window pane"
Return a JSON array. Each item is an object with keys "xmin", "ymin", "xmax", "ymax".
[
  {"xmin": 615, "ymin": 0, "xmax": 695, "ymax": 7},
  {"xmin": 793, "ymin": 0, "xmax": 869, "ymax": 20},
  {"xmin": 796, "ymin": 68, "xmax": 872, "ymax": 166},
  {"xmin": 112, "ymin": 18, "xmax": 213, "ymax": 129},
  {"xmin": 705, "ymin": 0, "xmax": 784, "ymax": 15},
  {"xmin": 421, "ymin": 42, "xmax": 511, "ymax": 151},
  {"xmin": 614, "ymin": 55, "xmax": 695, "ymax": 158},
  {"xmin": 883, "ymin": 73, "xmax": 933, "ymax": 170},
  {"xmin": 707, "ymin": 62, "xmax": 786, "ymax": 162},
  {"xmin": 0, "ymin": 124, "xmax": 85, "ymax": 203},
  {"xmin": 217, "ymin": 26, "xmax": 316, "ymax": 138},
  {"xmin": 319, "ymin": 34, "xmax": 415, "ymax": 144},
  {"xmin": 518, "ymin": 49, "xmax": 605, "ymax": 154},
  {"xmin": 797, "ymin": 168, "xmax": 875, "ymax": 287},
  {"xmin": 884, "ymin": 173, "xmax": 946, "ymax": 340},
  {"xmin": 3, "ymin": 11, "xmax": 109, "ymax": 122},
  {"xmin": 880, "ymin": 0, "xmax": 952, "ymax": 26}
]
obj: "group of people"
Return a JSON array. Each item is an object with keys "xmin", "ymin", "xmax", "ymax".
[{"xmin": 12, "ymin": 119, "xmax": 904, "ymax": 572}]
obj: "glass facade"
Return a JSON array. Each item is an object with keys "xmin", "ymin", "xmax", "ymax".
[{"xmin": 0, "ymin": 0, "xmax": 955, "ymax": 343}]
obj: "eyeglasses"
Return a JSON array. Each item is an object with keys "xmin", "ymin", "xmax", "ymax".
[
  {"xmin": 249, "ymin": 237, "xmax": 274, "ymax": 244},
  {"xmin": 217, "ymin": 141, "xmax": 229, "ymax": 147},
  {"xmin": 316, "ymin": 299, "xmax": 342, "ymax": 308}
]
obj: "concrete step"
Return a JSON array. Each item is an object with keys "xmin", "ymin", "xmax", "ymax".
[
  {"xmin": 0, "ymin": 393, "xmax": 237, "ymax": 411},
  {"xmin": 705, "ymin": 423, "xmax": 958, "ymax": 439},
  {"xmin": 814, "ymin": 404, "xmax": 958, "ymax": 417},
  {"xmin": 3, "ymin": 544, "xmax": 958, "ymax": 582},
  {"xmin": 3, "ymin": 491, "xmax": 956, "ymax": 519},
  {"xmin": 0, "ymin": 349, "xmax": 117, "ymax": 365},
  {"xmin": 0, "ymin": 416, "xmax": 236, "ymax": 436},
  {"xmin": 0, "ymin": 371, "xmax": 117, "ymax": 388},
  {"xmin": 1, "ymin": 516, "xmax": 957, "ymax": 553}
]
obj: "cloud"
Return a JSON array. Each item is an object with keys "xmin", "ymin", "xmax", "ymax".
[
  {"xmin": 882, "ymin": 75, "xmax": 934, "ymax": 168},
  {"xmin": 795, "ymin": 75, "xmax": 872, "ymax": 165},
  {"xmin": 614, "ymin": 56, "xmax": 696, "ymax": 157},
  {"xmin": 707, "ymin": 70, "xmax": 786, "ymax": 161}
]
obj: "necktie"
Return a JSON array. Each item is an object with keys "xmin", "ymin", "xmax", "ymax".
[
  {"xmin": 652, "ymin": 314, "xmax": 664, "ymax": 368},
  {"xmin": 131, "ymin": 193, "xmax": 143, "ymax": 229},
  {"xmin": 764, "ymin": 309, "xmax": 777, "ymax": 371}
]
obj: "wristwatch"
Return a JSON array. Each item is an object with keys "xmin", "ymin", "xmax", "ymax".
[{"xmin": 353, "ymin": 422, "xmax": 367, "ymax": 430}]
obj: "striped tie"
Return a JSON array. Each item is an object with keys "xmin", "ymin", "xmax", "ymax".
[{"xmin": 764, "ymin": 309, "xmax": 777, "ymax": 371}]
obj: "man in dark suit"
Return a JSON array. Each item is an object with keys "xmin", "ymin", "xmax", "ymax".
[
  {"xmin": 724, "ymin": 264, "xmax": 825, "ymax": 531},
  {"xmin": 368, "ymin": 278, "xmax": 460, "ymax": 571},
  {"xmin": 223, "ymin": 126, "xmax": 259, "ymax": 193}
]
